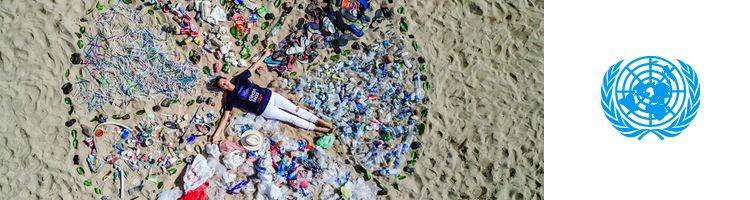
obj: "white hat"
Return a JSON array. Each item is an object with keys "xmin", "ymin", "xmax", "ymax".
[{"xmin": 240, "ymin": 130, "xmax": 264, "ymax": 151}]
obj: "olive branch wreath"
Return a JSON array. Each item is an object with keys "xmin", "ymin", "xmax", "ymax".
[{"xmin": 601, "ymin": 59, "xmax": 700, "ymax": 140}]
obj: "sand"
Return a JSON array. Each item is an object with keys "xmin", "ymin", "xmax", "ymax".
[{"xmin": 0, "ymin": 0, "xmax": 543, "ymax": 199}]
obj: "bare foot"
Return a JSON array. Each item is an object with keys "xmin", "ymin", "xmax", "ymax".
[
  {"xmin": 313, "ymin": 127, "xmax": 331, "ymax": 133},
  {"xmin": 316, "ymin": 119, "xmax": 334, "ymax": 129}
]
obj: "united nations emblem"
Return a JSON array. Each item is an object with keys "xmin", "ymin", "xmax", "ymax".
[{"xmin": 601, "ymin": 56, "xmax": 700, "ymax": 140}]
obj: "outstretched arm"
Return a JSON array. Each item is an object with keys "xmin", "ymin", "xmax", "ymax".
[
  {"xmin": 211, "ymin": 110, "xmax": 233, "ymax": 144},
  {"xmin": 249, "ymin": 50, "xmax": 273, "ymax": 72}
]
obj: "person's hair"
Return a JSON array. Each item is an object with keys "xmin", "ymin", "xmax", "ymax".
[{"xmin": 213, "ymin": 76, "xmax": 227, "ymax": 90}]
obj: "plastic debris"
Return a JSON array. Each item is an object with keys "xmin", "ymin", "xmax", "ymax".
[
  {"xmin": 157, "ymin": 188, "xmax": 182, "ymax": 200},
  {"xmin": 65, "ymin": 0, "xmax": 428, "ymax": 199},
  {"xmin": 316, "ymin": 134, "xmax": 335, "ymax": 149},
  {"xmin": 182, "ymin": 155, "xmax": 214, "ymax": 199}
]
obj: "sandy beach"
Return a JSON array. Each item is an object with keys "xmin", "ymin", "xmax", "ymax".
[{"xmin": 0, "ymin": 0, "xmax": 543, "ymax": 199}]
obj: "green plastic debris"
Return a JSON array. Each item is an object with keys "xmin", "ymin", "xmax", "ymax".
[
  {"xmin": 261, "ymin": 22, "xmax": 270, "ymax": 30},
  {"xmin": 96, "ymin": 2, "xmax": 104, "ymax": 11},
  {"xmin": 392, "ymin": 183, "xmax": 400, "ymax": 190},
  {"xmin": 412, "ymin": 40, "xmax": 420, "ymax": 51},
  {"xmin": 170, "ymin": 99, "xmax": 179, "ymax": 104},
  {"xmin": 419, "ymin": 64, "xmax": 425, "ymax": 72},
  {"xmin": 230, "ymin": 26, "xmax": 243, "ymax": 40},
  {"xmin": 68, "ymin": 106, "xmax": 74, "ymax": 115},
  {"xmin": 341, "ymin": 49, "xmax": 351, "ymax": 56},
  {"xmin": 381, "ymin": 131, "xmax": 391, "ymax": 141},
  {"xmin": 398, "ymin": 6, "xmax": 404, "ymax": 14},
  {"xmin": 83, "ymin": 180, "xmax": 92, "ymax": 187},
  {"xmin": 241, "ymin": 46, "xmax": 252, "ymax": 59},
  {"xmin": 157, "ymin": 181, "xmax": 164, "ymax": 189},
  {"xmin": 375, "ymin": 180, "xmax": 387, "ymax": 191},
  {"xmin": 95, "ymin": 187, "xmax": 102, "ymax": 195},
  {"xmin": 274, "ymin": 0, "xmax": 281, "ymax": 7},
  {"xmin": 71, "ymin": 130, "xmax": 78, "ymax": 149},
  {"xmin": 417, "ymin": 123, "xmax": 425, "ymax": 135},
  {"xmin": 268, "ymin": 43, "xmax": 276, "ymax": 50},
  {"xmin": 64, "ymin": 97, "xmax": 72, "ymax": 105},
  {"xmin": 399, "ymin": 17, "xmax": 408, "ymax": 32},
  {"xmin": 412, "ymin": 151, "xmax": 419, "ymax": 159},
  {"xmin": 329, "ymin": 54, "xmax": 340, "ymax": 62},
  {"xmin": 79, "ymin": 26, "xmax": 85, "ymax": 34},
  {"xmin": 251, "ymin": 35, "xmax": 259, "ymax": 46},
  {"xmin": 112, "ymin": 115, "xmax": 121, "ymax": 120},
  {"xmin": 202, "ymin": 66, "xmax": 210, "ymax": 75},
  {"xmin": 423, "ymin": 81, "xmax": 430, "ymax": 91},
  {"xmin": 194, "ymin": 145, "xmax": 202, "ymax": 153},
  {"xmin": 77, "ymin": 167, "xmax": 85, "ymax": 175},
  {"xmin": 397, "ymin": 174, "xmax": 406, "ymax": 180},
  {"xmin": 77, "ymin": 40, "xmax": 84, "ymax": 49},
  {"xmin": 108, "ymin": 0, "xmax": 112, "ymax": 4},
  {"xmin": 222, "ymin": 63, "xmax": 231, "ymax": 73},
  {"xmin": 407, "ymin": 159, "xmax": 417, "ymax": 165},
  {"xmin": 421, "ymin": 108, "xmax": 429, "ymax": 118},
  {"xmin": 316, "ymin": 134, "xmax": 335, "ymax": 148},
  {"xmin": 123, "ymin": 0, "xmax": 132, "ymax": 4},
  {"xmin": 65, "ymin": 69, "xmax": 70, "ymax": 79},
  {"xmin": 289, "ymin": 71, "xmax": 297, "ymax": 78},
  {"xmin": 187, "ymin": 99, "xmax": 195, "ymax": 106},
  {"xmin": 168, "ymin": 168, "xmax": 177, "ymax": 175},
  {"xmin": 136, "ymin": 109, "xmax": 146, "ymax": 115},
  {"xmin": 341, "ymin": 187, "xmax": 352, "ymax": 199},
  {"xmin": 258, "ymin": 6, "xmax": 268, "ymax": 18},
  {"xmin": 147, "ymin": 9, "xmax": 154, "ymax": 15}
]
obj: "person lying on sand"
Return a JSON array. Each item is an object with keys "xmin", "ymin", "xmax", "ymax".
[{"xmin": 211, "ymin": 50, "xmax": 334, "ymax": 143}]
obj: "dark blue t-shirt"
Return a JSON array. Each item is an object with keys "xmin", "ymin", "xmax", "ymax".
[{"xmin": 224, "ymin": 70, "xmax": 272, "ymax": 115}]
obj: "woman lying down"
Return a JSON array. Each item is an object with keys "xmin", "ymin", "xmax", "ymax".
[{"xmin": 211, "ymin": 50, "xmax": 334, "ymax": 144}]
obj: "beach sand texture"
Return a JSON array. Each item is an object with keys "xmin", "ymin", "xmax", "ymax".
[{"xmin": 0, "ymin": 0, "xmax": 543, "ymax": 199}]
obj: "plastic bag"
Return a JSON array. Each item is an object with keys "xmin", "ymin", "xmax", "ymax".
[
  {"xmin": 222, "ymin": 150, "xmax": 245, "ymax": 170},
  {"xmin": 229, "ymin": 113, "xmax": 256, "ymax": 137},
  {"xmin": 219, "ymin": 140, "xmax": 245, "ymax": 154},
  {"xmin": 180, "ymin": 181, "xmax": 208, "ymax": 200},
  {"xmin": 205, "ymin": 144, "xmax": 220, "ymax": 158},
  {"xmin": 209, "ymin": 6, "xmax": 227, "ymax": 23},
  {"xmin": 205, "ymin": 161, "xmax": 228, "ymax": 200},
  {"xmin": 157, "ymin": 188, "xmax": 182, "ymax": 200},
  {"xmin": 341, "ymin": 178, "xmax": 376, "ymax": 200},
  {"xmin": 258, "ymin": 180, "xmax": 287, "ymax": 200},
  {"xmin": 261, "ymin": 120, "xmax": 279, "ymax": 133},
  {"xmin": 239, "ymin": 162, "xmax": 256, "ymax": 177},
  {"xmin": 183, "ymin": 155, "xmax": 214, "ymax": 192}
]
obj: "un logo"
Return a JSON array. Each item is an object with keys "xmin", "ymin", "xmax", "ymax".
[{"xmin": 601, "ymin": 56, "xmax": 700, "ymax": 140}]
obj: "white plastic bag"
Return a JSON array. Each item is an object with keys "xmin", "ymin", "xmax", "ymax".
[
  {"xmin": 341, "ymin": 178, "xmax": 376, "ymax": 200},
  {"xmin": 205, "ymin": 144, "xmax": 220, "ymax": 158},
  {"xmin": 183, "ymin": 155, "xmax": 215, "ymax": 192},
  {"xmin": 209, "ymin": 5, "xmax": 227, "ymax": 23},
  {"xmin": 229, "ymin": 113, "xmax": 257, "ymax": 137},
  {"xmin": 157, "ymin": 187, "xmax": 183, "ymax": 200},
  {"xmin": 222, "ymin": 150, "xmax": 245, "ymax": 170}
]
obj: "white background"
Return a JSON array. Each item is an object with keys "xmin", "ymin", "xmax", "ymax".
[{"xmin": 546, "ymin": 1, "xmax": 750, "ymax": 199}]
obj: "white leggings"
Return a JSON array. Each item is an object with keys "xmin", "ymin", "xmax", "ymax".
[{"xmin": 261, "ymin": 92, "xmax": 319, "ymax": 130}]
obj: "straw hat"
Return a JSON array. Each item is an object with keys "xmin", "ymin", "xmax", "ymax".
[{"xmin": 240, "ymin": 129, "xmax": 264, "ymax": 151}]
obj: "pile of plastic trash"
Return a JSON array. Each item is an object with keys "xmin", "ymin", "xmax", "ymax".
[
  {"xmin": 282, "ymin": 30, "xmax": 427, "ymax": 176},
  {"xmin": 65, "ymin": 0, "xmax": 427, "ymax": 199}
]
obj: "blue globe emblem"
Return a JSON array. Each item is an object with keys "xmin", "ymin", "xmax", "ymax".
[{"xmin": 601, "ymin": 56, "xmax": 700, "ymax": 140}]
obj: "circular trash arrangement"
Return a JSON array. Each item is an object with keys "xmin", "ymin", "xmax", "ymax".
[{"xmin": 63, "ymin": 0, "xmax": 429, "ymax": 199}]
